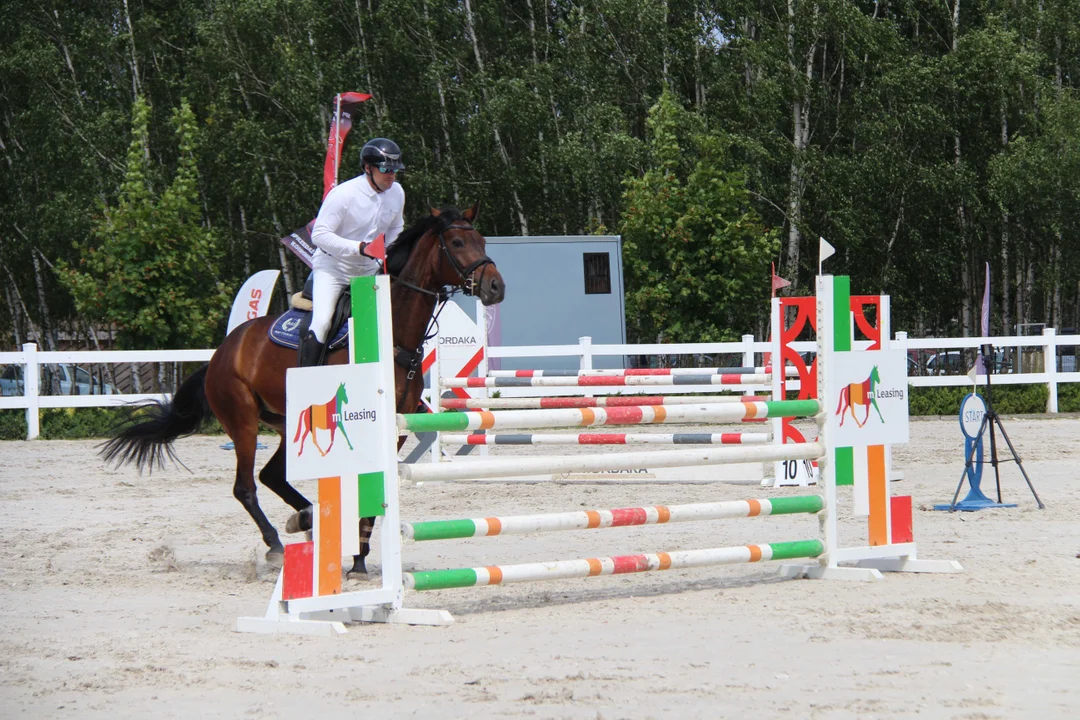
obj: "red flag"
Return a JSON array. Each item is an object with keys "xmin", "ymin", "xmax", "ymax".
[
  {"xmin": 771, "ymin": 263, "xmax": 791, "ymax": 296},
  {"xmin": 322, "ymin": 92, "xmax": 372, "ymax": 199},
  {"xmin": 367, "ymin": 233, "xmax": 386, "ymax": 262}
]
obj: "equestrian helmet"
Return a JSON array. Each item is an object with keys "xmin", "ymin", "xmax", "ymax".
[{"xmin": 360, "ymin": 138, "xmax": 405, "ymax": 172}]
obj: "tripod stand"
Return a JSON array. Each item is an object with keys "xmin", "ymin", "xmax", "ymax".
[{"xmin": 940, "ymin": 345, "xmax": 1045, "ymax": 511}]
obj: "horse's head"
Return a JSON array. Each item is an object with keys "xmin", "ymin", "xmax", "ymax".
[
  {"xmin": 386, "ymin": 202, "xmax": 505, "ymax": 306},
  {"xmin": 337, "ymin": 382, "xmax": 349, "ymax": 405},
  {"xmin": 870, "ymin": 366, "xmax": 880, "ymax": 383}
]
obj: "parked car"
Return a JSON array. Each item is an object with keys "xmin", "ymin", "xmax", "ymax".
[
  {"xmin": 0, "ymin": 364, "xmax": 116, "ymax": 396},
  {"xmin": 0, "ymin": 364, "xmax": 22, "ymax": 395},
  {"xmin": 925, "ymin": 351, "xmax": 966, "ymax": 375}
]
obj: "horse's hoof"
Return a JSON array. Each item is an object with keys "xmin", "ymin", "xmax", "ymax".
[
  {"xmin": 265, "ymin": 548, "xmax": 284, "ymax": 568},
  {"xmin": 285, "ymin": 507, "xmax": 313, "ymax": 534},
  {"xmin": 348, "ymin": 556, "xmax": 368, "ymax": 576}
]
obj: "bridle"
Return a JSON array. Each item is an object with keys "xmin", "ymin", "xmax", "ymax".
[
  {"xmin": 437, "ymin": 222, "xmax": 496, "ymax": 297},
  {"xmin": 388, "ymin": 221, "xmax": 495, "ymax": 301},
  {"xmin": 387, "ymin": 219, "xmax": 496, "ymax": 409}
]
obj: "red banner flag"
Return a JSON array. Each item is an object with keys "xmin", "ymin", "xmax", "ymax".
[
  {"xmin": 322, "ymin": 92, "xmax": 372, "ymax": 200},
  {"xmin": 283, "ymin": 93, "xmax": 373, "ymax": 267}
]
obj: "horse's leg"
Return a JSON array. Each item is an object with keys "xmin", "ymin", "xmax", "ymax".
[
  {"xmin": 215, "ymin": 387, "xmax": 287, "ymax": 561},
  {"xmin": 349, "ymin": 517, "xmax": 375, "ymax": 576},
  {"xmin": 348, "ymin": 432, "xmax": 410, "ymax": 575},
  {"xmin": 258, "ymin": 430, "xmax": 311, "ymax": 513}
]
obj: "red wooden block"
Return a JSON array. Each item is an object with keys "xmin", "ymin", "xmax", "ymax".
[
  {"xmin": 282, "ymin": 541, "xmax": 314, "ymax": 600},
  {"xmin": 890, "ymin": 495, "xmax": 913, "ymax": 544}
]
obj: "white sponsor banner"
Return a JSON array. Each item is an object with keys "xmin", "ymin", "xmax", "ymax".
[
  {"xmin": 286, "ymin": 364, "xmax": 392, "ymax": 483},
  {"xmin": 227, "ymin": 269, "xmax": 280, "ymax": 334},
  {"xmin": 825, "ymin": 348, "xmax": 909, "ymax": 447},
  {"xmin": 423, "ymin": 302, "xmax": 483, "ymax": 373}
]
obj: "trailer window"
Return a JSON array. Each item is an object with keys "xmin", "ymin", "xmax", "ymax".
[{"xmin": 583, "ymin": 252, "xmax": 611, "ymax": 295}]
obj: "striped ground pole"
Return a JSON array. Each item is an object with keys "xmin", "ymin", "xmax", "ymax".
[
  {"xmin": 485, "ymin": 367, "xmax": 799, "ymax": 378},
  {"xmin": 404, "ymin": 540, "xmax": 825, "ymax": 591},
  {"xmin": 439, "ymin": 395, "xmax": 768, "ymax": 410},
  {"xmin": 442, "ymin": 374, "xmax": 772, "ymax": 388},
  {"xmin": 398, "ymin": 399, "xmax": 821, "ymax": 433},
  {"xmin": 439, "ymin": 432, "xmax": 772, "ymax": 446},
  {"xmin": 403, "ymin": 495, "xmax": 824, "ymax": 541}
]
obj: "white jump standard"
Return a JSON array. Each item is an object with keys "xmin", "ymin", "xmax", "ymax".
[{"xmin": 235, "ymin": 274, "xmax": 962, "ymax": 636}]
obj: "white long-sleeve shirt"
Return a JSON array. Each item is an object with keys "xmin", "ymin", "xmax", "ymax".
[{"xmin": 310, "ymin": 174, "xmax": 405, "ymax": 276}]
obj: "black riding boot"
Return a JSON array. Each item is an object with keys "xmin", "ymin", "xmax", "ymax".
[{"xmin": 298, "ymin": 330, "xmax": 326, "ymax": 367}]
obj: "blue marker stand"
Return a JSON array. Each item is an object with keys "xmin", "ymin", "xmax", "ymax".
[
  {"xmin": 934, "ymin": 392, "xmax": 1016, "ymax": 511},
  {"xmin": 220, "ymin": 441, "xmax": 269, "ymax": 451}
]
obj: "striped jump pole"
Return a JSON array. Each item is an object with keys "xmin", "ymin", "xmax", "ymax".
[
  {"xmin": 400, "ymin": 440, "xmax": 824, "ymax": 483},
  {"xmin": 443, "ymin": 374, "xmax": 771, "ymax": 388},
  {"xmin": 403, "ymin": 495, "xmax": 823, "ymax": 541},
  {"xmin": 439, "ymin": 395, "xmax": 768, "ymax": 410},
  {"xmin": 486, "ymin": 367, "xmax": 799, "ymax": 378},
  {"xmin": 398, "ymin": 399, "xmax": 820, "ymax": 434},
  {"xmin": 404, "ymin": 540, "xmax": 826, "ymax": 591},
  {"xmin": 439, "ymin": 432, "xmax": 771, "ymax": 446}
]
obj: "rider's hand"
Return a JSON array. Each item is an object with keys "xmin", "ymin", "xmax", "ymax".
[{"xmin": 358, "ymin": 241, "xmax": 373, "ymax": 258}]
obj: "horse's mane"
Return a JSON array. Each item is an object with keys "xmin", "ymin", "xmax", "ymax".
[{"xmin": 386, "ymin": 206, "xmax": 466, "ymax": 276}]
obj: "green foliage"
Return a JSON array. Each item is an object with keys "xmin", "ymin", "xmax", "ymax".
[
  {"xmin": 56, "ymin": 97, "xmax": 232, "ymax": 350},
  {"xmin": 2, "ymin": 0, "xmax": 1080, "ymax": 352},
  {"xmin": 621, "ymin": 90, "xmax": 780, "ymax": 343},
  {"xmin": 1056, "ymin": 383, "xmax": 1080, "ymax": 413},
  {"xmin": 907, "ymin": 383, "xmax": 1050, "ymax": 416}
]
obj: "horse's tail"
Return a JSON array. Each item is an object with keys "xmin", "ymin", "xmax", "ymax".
[
  {"xmin": 835, "ymin": 387, "xmax": 846, "ymax": 414},
  {"xmin": 100, "ymin": 365, "xmax": 213, "ymax": 472}
]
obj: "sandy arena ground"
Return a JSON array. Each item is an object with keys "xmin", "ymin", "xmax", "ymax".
[{"xmin": 1, "ymin": 415, "xmax": 1079, "ymax": 719}]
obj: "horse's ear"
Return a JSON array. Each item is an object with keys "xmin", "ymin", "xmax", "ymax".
[
  {"xmin": 430, "ymin": 207, "xmax": 442, "ymax": 218},
  {"xmin": 463, "ymin": 201, "xmax": 480, "ymax": 223}
]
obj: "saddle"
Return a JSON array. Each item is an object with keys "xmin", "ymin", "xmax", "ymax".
[{"xmin": 268, "ymin": 273, "xmax": 351, "ymax": 352}]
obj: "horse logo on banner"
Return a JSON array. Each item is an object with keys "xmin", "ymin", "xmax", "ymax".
[
  {"xmin": 293, "ymin": 382, "xmax": 355, "ymax": 457},
  {"xmin": 835, "ymin": 366, "xmax": 885, "ymax": 428}
]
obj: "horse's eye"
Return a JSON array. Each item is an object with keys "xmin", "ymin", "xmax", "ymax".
[{"xmin": 451, "ymin": 238, "xmax": 466, "ymax": 248}]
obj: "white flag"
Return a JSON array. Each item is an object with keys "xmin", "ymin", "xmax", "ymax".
[
  {"xmin": 818, "ymin": 237, "xmax": 836, "ymax": 276},
  {"xmin": 226, "ymin": 269, "xmax": 281, "ymax": 334}
]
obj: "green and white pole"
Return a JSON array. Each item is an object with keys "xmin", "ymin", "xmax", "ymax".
[{"xmin": 405, "ymin": 540, "xmax": 826, "ymax": 591}]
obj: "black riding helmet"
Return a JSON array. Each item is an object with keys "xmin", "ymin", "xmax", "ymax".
[{"xmin": 360, "ymin": 138, "xmax": 405, "ymax": 173}]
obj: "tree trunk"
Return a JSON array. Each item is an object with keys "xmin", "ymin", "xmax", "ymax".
[
  {"xmin": 423, "ymin": 0, "xmax": 460, "ymax": 204},
  {"xmin": 122, "ymin": 0, "xmax": 142, "ymax": 98},
  {"xmin": 784, "ymin": 0, "xmax": 815, "ymax": 288},
  {"xmin": 950, "ymin": 0, "xmax": 972, "ymax": 336},
  {"xmin": 30, "ymin": 248, "xmax": 58, "ymax": 352},
  {"xmin": 353, "ymin": 0, "xmax": 385, "ymax": 121},
  {"xmin": 1001, "ymin": 106, "xmax": 1011, "ymax": 336},
  {"xmin": 463, "ymin": 0, "xmax": 529, "ymax": 235},
  {"xmin": 257, "ymin": 170, "xmax": 296, "ymax": 296}
]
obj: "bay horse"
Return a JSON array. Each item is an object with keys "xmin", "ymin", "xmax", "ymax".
[
  {"xmin": 835, "ymin": 365, "xmax": 885, "ymax": 428},
  {"xmin": 293, "ymin": 382, "xmax": 353, "ymax": 457},
  {"xmin": 101, "ymin": 203, "xmax": 504, "ymax": 574}
]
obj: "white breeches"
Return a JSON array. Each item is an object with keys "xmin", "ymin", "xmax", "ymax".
[{"xmin": 309, "ymin": 267, "xmax": 353, "ymax": 343}]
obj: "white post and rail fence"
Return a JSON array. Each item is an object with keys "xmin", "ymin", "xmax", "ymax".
[{"xmin": 1, "ymin": 329, "xmax": 1078, "ymax": 440}]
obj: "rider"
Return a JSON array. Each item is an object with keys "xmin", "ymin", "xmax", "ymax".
[{"xmin": 300, "ymin": 138, "xmax": 406, "ymax": 366}]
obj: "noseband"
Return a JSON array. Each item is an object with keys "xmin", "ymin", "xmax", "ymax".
[{"xmin": 438, "ymin": 222, "xmax": 495, "ymax": 297}]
